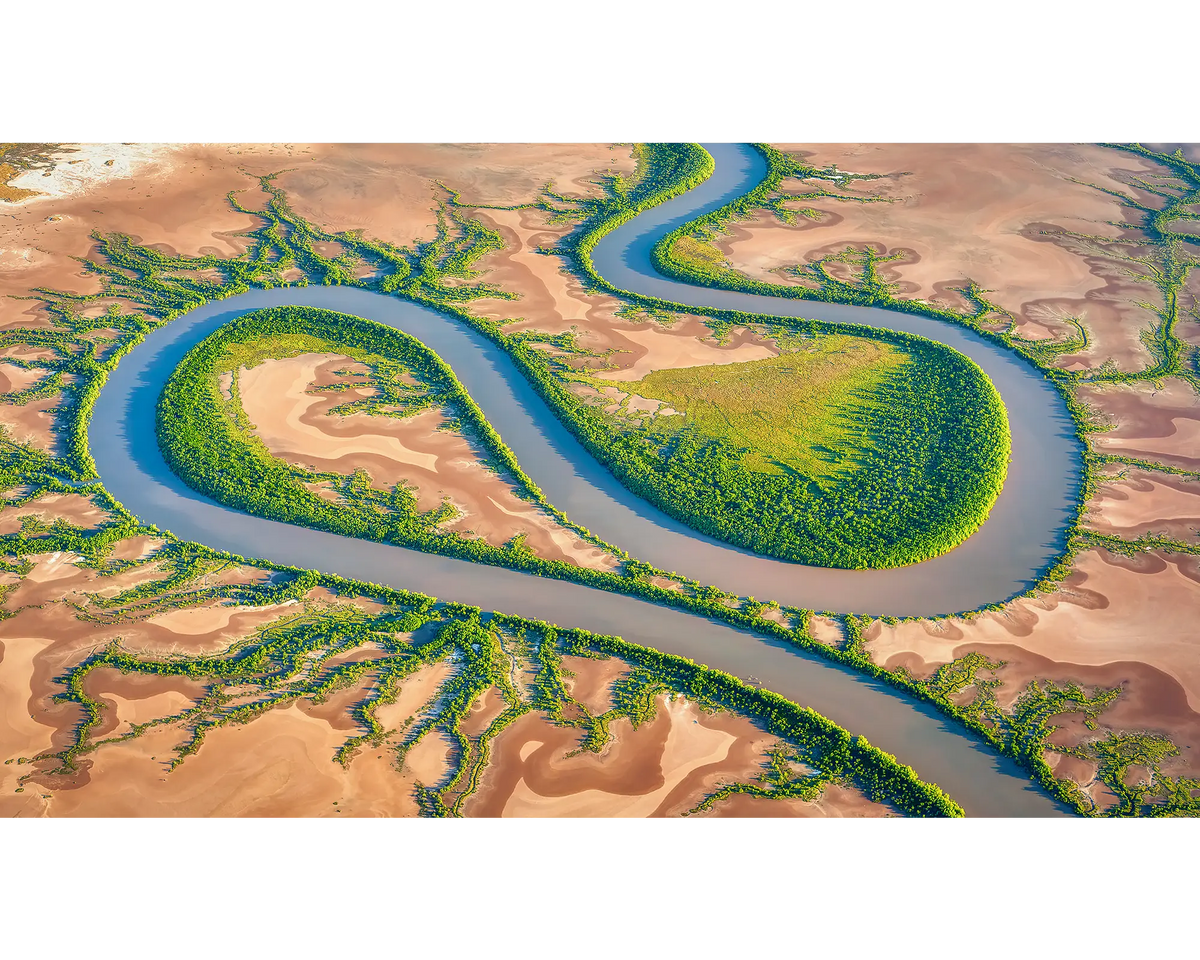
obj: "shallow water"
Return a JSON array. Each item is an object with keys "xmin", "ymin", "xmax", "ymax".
[{"xmin": 87, "ymin": 145, "xmax": 1075, "ymax": 816}]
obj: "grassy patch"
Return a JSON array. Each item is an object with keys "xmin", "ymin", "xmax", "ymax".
[
  {"xmin": 626, "ymin": 333, "xmax": 906, "ymax": 480},
  {"xmin": 596, "ymin": 329, "xmax": 1009, "ymax": 569}
]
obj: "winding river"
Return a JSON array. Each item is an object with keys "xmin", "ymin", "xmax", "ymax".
[{"xmin": 89, "ymin": 144, "xmax": 1079, "ymax": 816}]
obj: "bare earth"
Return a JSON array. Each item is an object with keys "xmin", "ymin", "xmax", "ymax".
[
  {"xmin": 463, "ymin": 692, "xmax": 890, "ymax": 818},
  {"xmin": 1084, "ymin": 378, "xmax": 1200, "ymax": 472},
  {"xmin": 6, "ymin": 142, "xmax": 1200, "ymax": 814},
  {"xmin": 1086, "ymin": 466, "xmax": 1200, "ymax": 544},
  {"xmin": 716, "ymin": 144, "xmax": 1174, "ymax": 373},
  {"xmin": 36, "ymin": 706, "xmax": 425, "ymax": 817},
  {"xmin": 865, "ymin": 546, "xmax": 1200, "ymax": 792},
  {"xmin": 236, "ymin": 352, "xmax": 618, "ymax": 570},
  {"xmin": 467, "ymin": 206, "xmax": 780, "ymax": 379}
]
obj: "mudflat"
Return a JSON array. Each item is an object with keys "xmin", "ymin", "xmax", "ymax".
[{"xmin": 6, "ymin": 140, "xmax": 1199, "ymax": 817}]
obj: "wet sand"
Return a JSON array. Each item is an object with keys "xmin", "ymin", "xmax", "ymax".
[
  {"xmin": 1084, "ymin": 379, "xmax": 1200, "ymax": 471},
  {"xmin": 83, "ymin": 667, "xmax": 207, "ymax": 739},
  {"xmin": 870, "ymin": 548, "xmax": 1200, "ymax": 709},
  {"xmin": 29, "ymin": 705, "xmax": 423, "ymax": 817},
  {"xmin": 562, "ymin": 654, "xmax": 630, "ymax": 715},
  {"xmin": 273, "ymin": 144, "xmax": 635, "ymax": 251},
  {"xmin": 373, "ymin": 661, "xmax": 456, "ymax": 735},
  {"xmin": 459, "ymin": 687, "xmax": 511, "ymax": 739},
  {"xmin": 0, "ymin": 361, "xmax": 46, "ymax": 393},
  {"xmin": 403, "ymin": 730, "xmax": 455, "ymax": 787},
  {"xmin": 1086, "ymin": 467, "xmax": 1200, "ymax": 543},
  {"xmin": 0, "ymin": 492, "xmax": 110, "ymax": 533},
  {"xmin": 0, "ymin": 548, "xmax": 319, "ymax": 793},
  {"xmin": 0, "ymin": 394, "xmax": 61, "ymax": 452}
]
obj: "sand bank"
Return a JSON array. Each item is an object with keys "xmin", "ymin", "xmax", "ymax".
[
  {"xmin": 468, "ymin": 207, "xmax": 780, "ymax": 379},
  {"xmin": 237, "ymin": 353, "xmax": 618, "ymax": 570},
  {"xmin": 465, "ymin": 693, "xmax": 786, "ymax": 818},
  {"xmin": 715, "ymin": 144, "xmax": 1172, "ymax": 373}
]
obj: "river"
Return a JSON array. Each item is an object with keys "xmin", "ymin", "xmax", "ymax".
[{"xmin": 88, "ymin": 144, "xmax": 1073, "ymax": 816}]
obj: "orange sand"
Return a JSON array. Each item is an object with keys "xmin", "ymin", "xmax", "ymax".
[
  {"xmin": 1083, "ymin": 379, "xmax": 1200, "ymax": 471},
  {"xmin": 561, "ymin": 654, "xmax": 630, "ymax": 716},
  {"xmin": 236, "ymin": 353, "xmax": 617, "ymax": 570},
  {"xmin": 273, "ymin": 144, "xmax": 635, "ymax": 252},
  {"xmin": 716, "ymin": 144, "xmax": 1172, "ymax": 373},
  {"xmin": 465, "ymin": 693, "xmax": 796, "ymax": 818},
  {"xmin": 1086, "ymin": 468, "xmax": 1200, "ymax": 543},
  {"xmin": 28, "ymin": 706, "xmax": 422, "ymax": 817},
  {"xmin": 0, "ymin": 493, "xmax": 110, "ymax": 534},
  {"xmin": 0, "ymin": 394, "xmax": 60, "ymax": 452},
  {"xmin": 869, "ymin": 549, "xmax": 1200, "ymax": 711},
  {"xmin": 467, "ymin": 207, "xmax": 780, "ymax": 378},
  {"xmin": 374, "ymin": 661, "xmax": 456, "ymax": 735}
]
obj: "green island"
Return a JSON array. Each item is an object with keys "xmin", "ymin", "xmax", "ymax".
[
  {"xmin": 638, "ymin": 141, "xmax": 1200, "ymax": 578},
  {"xmin": 568, "ymin": 326, "xmax": 1008, "ymax": 568},
  {"xmin": 157, "ymin": 304, "xmax": 608, "ymax": 568},
  {"xmin": 6, "ymin": 141, "xmax": 1200, "ymax": 816}
]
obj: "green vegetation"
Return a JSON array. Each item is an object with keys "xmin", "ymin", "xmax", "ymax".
[
  {"xmin": 905, "ymin": 651, "xmax": 1200, "ymax": 817},
  {"xmin": 158, "ymin": 304, "xmax": 571, "ymax": 561},
  {"xmin": 432, "ymin": 142, "xmax": 1008, "ymax": 568},
  {"xmin": 154, "ymin": 303, "xmax": 835, "ymax": 626},
  {"xmin": 160, "ymin": 298, "xmax": 1007, "ymax": 577},
  {"xmin": 633, "ymin": 338, "xmax": 909, "ymax": 478},
  {"xmin": 651, "ymin": 143, "xmax": 893, "ymax": 298},
  {"xmin": 645, "ymin": 144, "xmax": 1010, "ymax": 332},
  {"xmin": 598, "ymin": 331, "xmax": 1009, "ymax": 568},
  {"xmin": 1059, "ymin": 731, "xmax": 1200, "ymax": 817},
  {"xmin": 7, "ymin": 531, "xmax": 961, "ymax": 817},
  {"xmin": 11, "ymin": 139, "xmax": 1200, "ymax": 816},
  {"xmin": 1063, "ymin": 144, "xmax": 1200, "ymax": 393}
]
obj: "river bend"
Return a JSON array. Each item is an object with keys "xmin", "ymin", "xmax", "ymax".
[{"xmin": 88, "ymin": 144, "xmax": 1075, "ymax": 816}]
